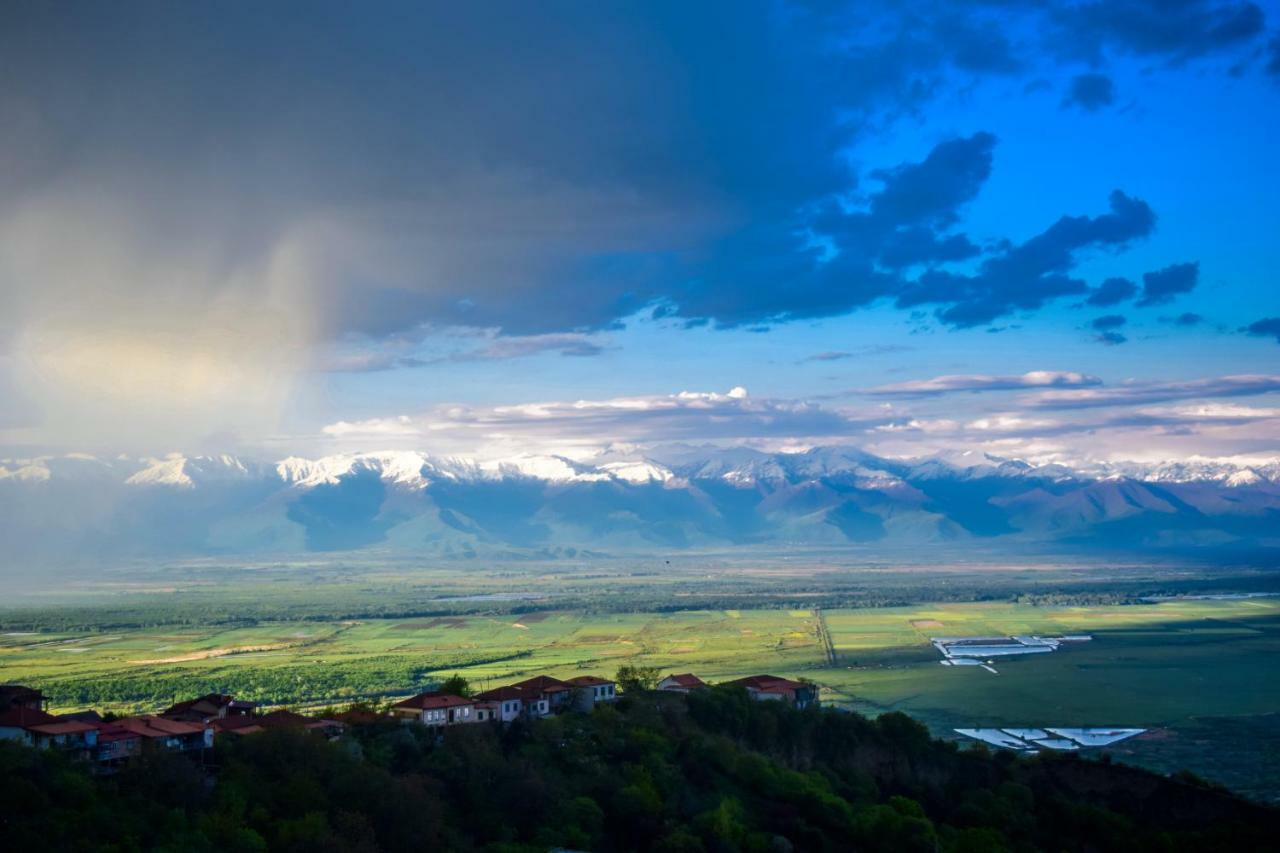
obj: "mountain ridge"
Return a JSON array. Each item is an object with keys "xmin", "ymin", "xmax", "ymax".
[{"xmin": 3, "ymin": 446, "xmax": 1278, "ymax": 562}]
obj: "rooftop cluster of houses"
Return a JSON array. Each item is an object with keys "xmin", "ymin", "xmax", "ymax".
[
  {"xmin": 390, "ymin": 672, "xmax": 818, "ymax": 728},
  {"xmin": 0, "ymin": 671, "xmax": 818, "ymax": 763},
  {"xmin": 0, "ymin": 684, "xmax": 343, "ymax": 769}
]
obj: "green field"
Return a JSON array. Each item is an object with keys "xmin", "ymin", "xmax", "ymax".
[{"xmin": 3, "ymin": 577, "xmax": 1278, "ymax": 800}]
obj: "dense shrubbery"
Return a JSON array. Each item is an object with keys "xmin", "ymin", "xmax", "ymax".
[{"xmin": 2, "ymin": 689, "xmax": 1275, "ymax": 852}]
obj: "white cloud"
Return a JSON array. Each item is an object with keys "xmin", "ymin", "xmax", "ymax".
[
  {"xmin": 317, "ymin": 387, "xmax": 888, "ymax": 458},
  {"xmin": 867, "ymin": 370, "xmax": 1101, "ymax": 396},
  {"xmin": 1027, "ymin": 374, "xmax": 1280, "ymax": 409}
]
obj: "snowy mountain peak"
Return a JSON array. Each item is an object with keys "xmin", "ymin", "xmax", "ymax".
[{"xmin": 126, "ymin": 454, "xmax": 254, "ymax": 488}]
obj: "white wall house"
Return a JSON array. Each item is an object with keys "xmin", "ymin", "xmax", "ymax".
[
  {"xmin": 390, "ymin": 692, "xmax": 477, "ymax": 727},
  {"xmin": 565, "ymin": 675, "xmax": 617, "ymax": 711}
]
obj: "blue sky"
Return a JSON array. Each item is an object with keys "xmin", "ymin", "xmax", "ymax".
[{"xmin": 1, "ymin": 1, "xmax": 1277, "ymax": 464}]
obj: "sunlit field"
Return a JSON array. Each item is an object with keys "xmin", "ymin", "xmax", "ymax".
[{"xmin": 5, "ymin": 593, "xmax": 1278, "ymax": 798}]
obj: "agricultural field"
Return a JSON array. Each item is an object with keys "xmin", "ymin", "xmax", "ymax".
[
  {"xmin": 0, "ymin": 609, "xmax": 823, "ymax": 712},
  {"xmin": 2, "ymin": 565, "xmax": 1278, "ymax": 800}
]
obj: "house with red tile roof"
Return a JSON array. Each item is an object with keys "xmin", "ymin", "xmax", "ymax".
[
  {"xmin": 721, "ymin": 675, "xmax": 819, "ymax": 709},
  {"xmin": 25, "ymin": 720, "xmax": 100, "ymax": 755},
  {"xmin": 115, "ymin": 715, "xmax": 214, "ymax": 751},
  {"xmin": 0, "ymin": 706, "xmax": 60, "ymax": 746},
  {"xmin": 658, "ymin": 673, "xmax": 708, "ymax": 693},
  {"xmin": 390, "ymin": 692, "xmax": 477, "ymax": 727},
  {"xmin": 162, "ymin": 693, "xmax": 258, "ymax": 724},
  {"xmin": 211, "ymin": 709, "xmax": 345, "ymax": 739},
  {"xmin": 507, "ymin": 675, "xmax": 572, "ymax": 714},
  {"xmin": 564, "ymin": 675, "xmax": 617, "ymax": 711},
  {"xmin": 472, "ymin": 685, "xmax": 528, "ymax": 722},
  {"xmin": 90, "ymin": 721, "xmax": 143, "ymax": 766},
  {"xmin": 0, "ymin": 706, "xmax": 100, "ymax": 756}
]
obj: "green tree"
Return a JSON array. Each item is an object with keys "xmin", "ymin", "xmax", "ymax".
[
  {"xmin": 438, "ymin": 673, "xmax": 471, "ymax": 697},
  {"xmin": 615, "ymin": 663, "xmax": 662, "ymax": 693}
]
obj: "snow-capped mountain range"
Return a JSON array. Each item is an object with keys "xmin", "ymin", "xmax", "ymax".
[{"xmin": 3, "ymin": 446, "xmax": 1278, "ymax": 562}]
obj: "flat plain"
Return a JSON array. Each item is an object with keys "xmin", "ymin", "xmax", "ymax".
[{"xmin": 2, "ymin": 560, "xmax": 1277, "ymax": 800}]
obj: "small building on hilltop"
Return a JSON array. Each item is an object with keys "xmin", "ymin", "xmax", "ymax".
[
  {"xmin": 658, "ymin": 673, "xmax": 708, "ymax": 693},
  {"xmin": 390, "ymin": 692, "xmax": 477, "ymax": 727},
  {"xmin": 0, "ymin": 706, "xmax": 58, "ymax": 745},
  {"xmin": 24, "ymin": 720, "xmax": 100, "ymax": 756},
  {"xmin": 114, "ymin": 715, "xmax": 214, "ymax": 752},
  {"xmin": 162, "ymin": 693, "xmax": 258, "ymax": 724},
  {"xmin": 212, "ymin": 709, "xmax": 344, "ymax": 740},
  {"xmin": 91, "ymin": 722, "xmax": 143, "ymax": 767},
  {"xmin": 722, "ymin": 675, "xmax": 819, "ymax": 709},
  {"xmin": 0, "ymin": 706, "xmax": 99, "ymax": 757},
  {"xmin": 507, "ymin": 676, "xmax": 572, "ymax": 714},
  {"xmin": 472, "ymin": 686, "xmax": 527, "ymax": 722},
  {"xmin": 564, "ymin": 675, "xmax": 617, "ymax": 711}
]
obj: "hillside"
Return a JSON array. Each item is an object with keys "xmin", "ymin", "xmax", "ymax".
[{"xmin": 1, "ymin": 689, "xmax": 1275, "ymax": 852}]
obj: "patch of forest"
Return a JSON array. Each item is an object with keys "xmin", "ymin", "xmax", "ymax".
[{"xmin": 1, "ymin": 688, "xmax": 1275, "ymax": 852}]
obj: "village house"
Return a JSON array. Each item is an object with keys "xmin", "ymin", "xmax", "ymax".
[
  {"xmin": 564, "ymin": 675, "xmax": 618, "ymax": 711},
  {"xmin": 507, "ymin": 676, "xmax": 572, "ymax": 714},
  {"xmin": 162, "ymin": 692, "xmax": 258, "ymax": 724},
  {"xmin": 722, "ymin": 675, "xmax": 819, "ymax": 709},
  {"xmin": 90, "ymin": 721, "xmax": 143, "ymax": 767},
  {"xmin": 212, "ymin": 709, "xmax": 345, "ymax": 740},
  {"xmin": 114, "ymin": 715, "xmax": 214, "ymax": 752},
  {"xmin": 472, "ymin": 701, "xmax": 500, "ymax": 722},
  {"xmin": 658, "ymin": 673, "xmax": 708, "ymax": 693},
  {"xmin": 390, "ymin": 692, "xmax": 477, "ymax": 727},
  {"xmin": 0, "ymin": 706, "xmax": 58, "ymax": 745},
  {"xmin": 0, "ymin": 706, "xmax": 99, "ymax": 757},
  {"xmin": 472, "ymin": 686, "xmax": 526, "ymax": 722},
  {"xmin": 25, "ymin": 719, "xmax": 100, "ymax": 757}
]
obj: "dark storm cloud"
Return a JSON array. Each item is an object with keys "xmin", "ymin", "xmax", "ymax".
[
  {"xmin": 0, "ymin": 0, "xmax": 1265, "ymax": 353},
  {"xmin": 1086, "ymin": 277, "xmax": 1139, "ymax": 306},
  {"xmin": 1091, "ymin": 314, "xmax": 1127, "ymax": 330},
  {"xmin": 1089, "ymin": 314, "xmax": 1127, "ymax": 346},
  {"xmin": 1051, "ymin": 0, "xmax": 1266, "ymax": 64},
  {"xmin": 1138, "ymin": 261, "xmax": 1200, "ymax": 306},
  {"xmin": 1242, "ymin": 317, "xmax": 1280, "ymax": 342},
  {"xmin": 1166, "ymin": 312, "xmax": 1205, "ymax": 326},
  {"xmin": 897, "ymin": 190, "xmax": 1156, "ymax": 327},
  {"xmin": 1064, "ymin": 73, "xmax": 1116, "ymax": 110}
]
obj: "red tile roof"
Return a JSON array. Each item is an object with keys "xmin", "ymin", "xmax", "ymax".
[
  {"xmin": 163, "ymin": 693, "xmax": 258, "ymax": 720},
  {"xmin": 662, "ymin": 673, "xmax": 708, "ymax": 689},
  {"xmin": 509, "ymin": 676, "xmax": 571, "ymax": 693},
  {"xmin": 92, "ymin": 723, "xmax": 142, "ymax": 743},
  {"xmin": 391, "ymin": 692, "xmax": 473, "ymax": 711},
  {"xmin": 115, "ymin": 715, "xmax": 206, "ymax": 738},
  {"xmin": 723, "ymin": 675, "xmax": 808, "ymax": 692},
  {"xmin": 473, "ymin": 686, "xmax": 528, "ymax": 702},
  {"xmin": 334, "ymin": 709, "xmax": 385, "ymax": 725},
  {"xmin": 212, "ymin": 710, "xmax": 342, "ymax": 734},
  {"xmin": 564, "ymin": 675, "xmax": 613, "ymax": 687}
]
